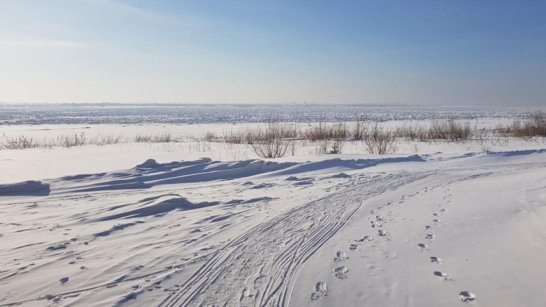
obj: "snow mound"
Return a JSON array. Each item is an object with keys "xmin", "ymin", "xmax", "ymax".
[
  {"xmin": 328, "ymin": 172, "xmax": 351, "ymax": 179},
  {"xmin": 0, "ymin": 180, "xmax": 50, "ymax": 196},
  {"xmin": 266, "ymin": 155, "xmax": 425, "ymax": 176},
  {"xmin": 99, "ymin": 196, "xmax": 220, "ymax": 221},
  {"xmin": 136, "ymin": 159, "xmax": 161, "ymax": 168},
  {"xmin": 484, "ymin": 148, "xmax": 546, "ymax": 157},
  {"xmin": 225, "ymin": 197, "xmax": 275, "ymax": 205}
]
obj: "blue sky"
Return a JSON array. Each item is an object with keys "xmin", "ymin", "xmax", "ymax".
[{"xmin": 1, "ymin": 0, "xmax": 545, "ymax": 105}]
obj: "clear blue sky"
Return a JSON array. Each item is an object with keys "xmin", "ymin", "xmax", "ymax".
[{"xmin": 1, "ymin": 0, "xmax": 545, "ymax": 105}]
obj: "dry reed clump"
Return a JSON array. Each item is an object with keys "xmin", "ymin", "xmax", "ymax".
[
  {"xmin": 222, "ymin": 131, "xmax": 246, "ymax": 144},
  {"xmin": 203, "ymin": 131, "xmax": 217, "ymax": 142},
  {"xmin": 0, "ymin": 132, "xmax": 124, "ymax": 149},
  {"xmin": 352, "ymin": 119, "xmax": 369, "ymax": 140},
  {"xmin": 427, "ymin": 119, "xmax": 472, "ymax": 140},
  {"xmin": 93, "ymin": 135, "xmax": 124, "ymax": 146},
  {"xmin": 500, "ymin": 112, "xmax": 546, "ymax": 138},
  {"xmin": 303, "ymin": 123, "xmax": 349, "ymax": 141},
  {"xmin": 248, "ymin": 122, "xmax": 296, "ymax": 158},
  {"xmin": 0, "ymin": 134, "xmax": 39, "ymax": 149},
  {"xmin": 395, "ymin": 119, "xmax": 472, "ymax": 141},
  {"xmin": 396, "ymin": 123, "xmax": 428, "ymax": 141},
  {"xmin": 134, "ymin": 133, "xmax": 175, "ymax": 143},
  {"xmin": 364, "ymin": 123, "xmax": 397, "ymax": 155},
  {"xmin": 58, "ymin": 132, "xmax": 87, "ymax": 147},
  {"xmin": 315, "ymin": 139, "xmax": 344, "ymax": 154}
]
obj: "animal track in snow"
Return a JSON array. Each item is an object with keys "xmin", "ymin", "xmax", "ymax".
[
  {"xmin": 430, "ymin": 256, "xmax": 442, "ymax": 264},
  {"xmin": 433, "ymin": 271, "xmax": 449, "ymax": 279},
  {"xmin": 311, "ymin": 281, "xmax": 328, "ymax": 301},
  {"xmin": 334, "ymin": 251, "xmax": 349, "ymax": 262},
  {"xmin": 425, "ymin": 234, "xmax": 434, "ymax": 240},
  {"xmin": 334, "ymin": 266, "xmax": 349, "ymax": 279},
  {"xmin": 349, "ymin": 244, "xmax": 360, "ymax": 251},
  {"xmin": 375, "ymin": 215, "xmax": 385, "ymax": 222},
  {"xmin": 459, "ymin": 291, "xmax": 476, "ymax": 303},
  {"xmin": 240, "ymin": 287, "xmax": 252, "ymax": 300},
  {"xmin": 417, "ymin": 243, "xmax": 428, "ymax": 249},
  {"xmin": 355, "ymin": 235, "xmax": 372, "ymax": 243},
  {"xmin": 378, "ymin": 229, "xmax": 388, "ymax": 237}
]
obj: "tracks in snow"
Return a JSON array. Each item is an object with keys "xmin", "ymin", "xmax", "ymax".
[{"xmin": 160, "ymin": 171, "xmax": 427, "ymax": 307}]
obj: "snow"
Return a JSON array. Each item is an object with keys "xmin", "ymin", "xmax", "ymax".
[
  {"xmin": 1, "ymin": 116, "xmax": 546, "ymax": 306},
  {"xmin": 0, "ymin": 180, "xmax": 50, "ymax": 196},
  {"xmin": 1, "ymin": 104, "xmax": 542, "ymax": 125}
]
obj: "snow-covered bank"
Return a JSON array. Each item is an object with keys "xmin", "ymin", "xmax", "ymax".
[
  {"xmin": 1, "ymin": 148, "xmax": 545, "ymax": 306},
  {"xmin": 1, "ymin": 121, "xmax": 545, "ymax": 184}
]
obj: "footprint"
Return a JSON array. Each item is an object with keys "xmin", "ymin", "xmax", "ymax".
[
  {"xmin": 459, "ymin": 291, "xmax": 476, "ymax": 303},
  {"xmin": 355, "ymin": 235, "xmax": 372, "ymax": 243},
  {"xmin": 378, "ymin": 229, "xmax": 388, "ymax": 237},
  {"xmin": 432, "ymin": 219, "xmax": 440, "ymax": 223},
  {"xmin": 241, "ymin": 287, "xmax": 252, "ymax": 299},
  {"xmin": 349, "ymin": 244, "xmax": 360, "ymax": 251},
  {"xmin": 433, "ymin": 271, "xmax": 449, "ymax": 280},
  {"xmin": 417, "ymin": 243, "xmax": 428, "ymax": 249},
  {"xmin": 44, "ymin": 294, "xmax": 56, "ymax": 301},
  {"xmin": 334, "ymin": 266, "xmax": 349, "ymax": 279},
  {"xmin": 334, "ymin": 251, "xmax": 349, "ymax": 262},
  {"xmin": 425, "ymin": 225, "xmax": 432, "ymax": 230},
  {"xmin": 425, "ymin": 234, "xmax": 434, "ymax": 240},
  {"xmin": 59, "ymin": 277, "xmax": 69, "ymax": 285},
  {"xmin": 430, "ymin": 256, "xmax": 442, "ymax": 264},
  {"xmin": 311, "ymin": 281, "xmax": 328, "ymax": 301}
]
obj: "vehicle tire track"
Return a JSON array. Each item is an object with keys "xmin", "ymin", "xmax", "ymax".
[{"xmin": 160, "ymin": 172, "xmax": 428, "ymax": 307}]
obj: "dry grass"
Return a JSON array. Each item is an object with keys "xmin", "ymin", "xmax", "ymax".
[
  {"xmin": 248, "ymin": 122, "xmax": 295, "ymax": 158},
  {"xmin": 0, "ymin": 134, "xmax": 39, "ymax": 149},
  {"xmin": 396, "ymin": 123, "xmax": 428, "ymax": 141},
  {"xmin": 396, "ymin": 119, "xmax": 472, "ymax": 141},
  {"xmin": 0, "ymin": 132, "xmax": 124, "ymax": 149},
  {"xmin": 221, "ymin": 131, "xmax": 246, "ymax": 144},
  {"xmin": 352, "ymin": 119, "xmax": 369, "ymax": 140},
  {"xmin": 59, "ymin": 133, "xmax": 87, "ymax": 148},
  {"xmin": 195, "ymin": 119, "xmax": 489, "ymax": 158},
  {"xmin": 93, "ymin": 134, "xmax": 124, "ymax": 146},
  {"xmin": 364, "ymin": 124, "xmax": 397, "ymax": 155},
  {"xmin": 134, "ymin": 133, "xmax": 175, "ymax": 143},
  {"xmin": 2, "ymin": 115, "xmax": 543, "ymax": 154},
  {"xmin": 303, "ymin": 123, "xmax": 349, "ymax": 141},
  {"xmin": 427, "ymin": 119, "xmax": 472, "ymax": 140},
  {"xmin": 500, "ymin": 112, "xmax": 546, "ymax": 138},
  {"xmin": 315, "ymin": 139, "xmax": 344, "ymax": 154},
  {"xmin": 203, "ymin": 131, "xmax": 217, "ymax": 142}
]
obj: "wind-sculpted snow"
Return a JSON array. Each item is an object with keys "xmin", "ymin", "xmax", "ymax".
[
  {"xmin": 38, "ymin": 156, "xmax": 424, "ymax": 194},
  {"xmin": 264, "ymin": 155, "xmax": 425, "ymax": 177},
  {"xmin": 1, "ymin": 151, "xmax": 545, "ymax": 307},
  {"xmin": 98, "ymin": 196, "xmax": 220, "ymax": 221},
  {"xmin": 0, "ymin": 180, "xmax": 50, "ymax": 196}
]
